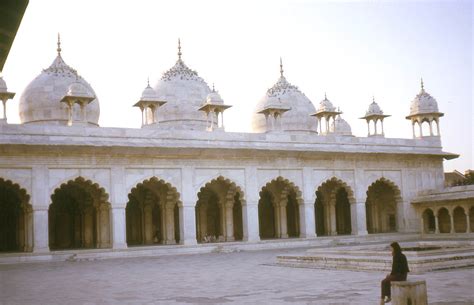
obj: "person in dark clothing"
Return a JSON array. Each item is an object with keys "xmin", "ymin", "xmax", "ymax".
[{"xmin": 380, "ymin": 242, "xmax": 409, "ymax": 304}]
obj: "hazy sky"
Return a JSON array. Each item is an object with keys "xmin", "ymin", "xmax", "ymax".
[{"xmin": 3, "ymin": 0, "xmax": 473, "ymax": 172}]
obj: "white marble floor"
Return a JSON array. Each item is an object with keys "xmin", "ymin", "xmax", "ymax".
[{"xmin": 0, "ymin": 248, "xmax": 473, "ymax": 305}]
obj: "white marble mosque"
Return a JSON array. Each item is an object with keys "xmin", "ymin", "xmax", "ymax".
[{"xmin": 0, "ymin": 37, "xmax": 472, "ymax": 255}]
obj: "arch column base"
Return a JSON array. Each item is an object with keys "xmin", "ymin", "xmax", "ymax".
[
  {"xmin": 32, "ymin": 207, "xmax": 49, "ymax": 253},
  {"xmin": 111, "ymin": 207, "xmax": 128, "ymax": 249},
  {"xmin": 242, "ymin": 203, "xmax": 260, "ymax": 242}
]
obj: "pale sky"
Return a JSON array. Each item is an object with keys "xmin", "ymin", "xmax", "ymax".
[{"xmin": 3, "ymin": 0, "xmax": 473, "ymax": 172}]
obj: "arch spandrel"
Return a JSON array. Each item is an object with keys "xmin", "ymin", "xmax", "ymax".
[
  {"xmin": 49, "ymin": 170, "xmax": 111, "ymax": 198},
  {"xmin": 194, "ymin": 169, "xmax": 245, "ymax": 193},
  {"xmin": 259, "ymin": 176, "xmax": 304, "ymax": 205},
  {"xmin": 0, "ymin": 169, "xmax": 33, "ymax": 196},
  {"xmin": 197, "ymin": 175, "xmax": 246, "ymax": 205},
  {"xmin": 315, "ymin": 177, "xmax": 356, "ymax": 204},
  {"xmin": 50, "ymin": 176, "xmax": 110, "ymax": 204},
  {"xmin": 124, "ymin": 169, "xmax": 182, "ymax": 195},
  {"xmin": 128, "ymin": 176, "xmax": 182, "ymax": 207}
]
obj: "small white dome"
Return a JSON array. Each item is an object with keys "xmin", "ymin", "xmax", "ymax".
[
  {"xmin": 205, "ymin": 90, "xmax": 224, "ymax": 105},
  {"xmin": 66, "ymin": 80, "xmax": 94, "ymax": 99},
  {"xmin": 330, "ymin": 115, "xmax": 352, "ymax": 136},
  {"xmin": 140, "ymin": 84, "xmax": 159, "ymax": 101},
  {"xmin": 409, "ymin": 87, "xmax": 440, "ymax": 116},
  {"xmin": 366, "ymin": 100, "xmax": 383, "ymax": 116},
  {"xmin": 19, "ymin": 50, "xmax": 99, "ymax": 126},
  {"xmin": 317, "ymin": 95, "xmax": 336, "ymax": 113},
  {"xmin": 251, "ymin": 75, "xmax": 316, "ymax": 133},
  {"xmin": 0, "ymin": 77, "xmax": 7, "ymax": 92}
]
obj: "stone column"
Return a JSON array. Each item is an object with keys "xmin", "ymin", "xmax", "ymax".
[
  {"xmin": 111, "ymin": 207, "xmax": 127, "ymax": 249},
  {"xmin": 165, "ymin": 204, "xmax": 176, "ymax": 244},
  {"xmin": 279, "ymin": 201, "xmax": 288, "ymax": 238},
  {"xmin": 466, "ymin": 209, "xmax": 471, "ymax": 233},
  {"xmin": 329, "ymin": 200, "xmax": 337, "ymax": 235},
  {"xmin": 25, "ymin": 208, "xmax": 34, "ymax": 252},
  {"xmin": 449, "ymin": 209, "xmax": 455, "ymax": 234},
  {"xmin": 225, "ymin": 201, "xmax": 235, "ymax": 241},
  {"xmin": 299, "ymin": 202, "xmax": 316, "ymax": 238},
  {"xmin": 274, "ymin": 201, "xmax": 281, "ymax": 238},
  {"xmin": 143, "ymin": 205, "xmax": 153, "ymax": 244},
  {"xmin": 198, "ymin": 203, "xmax": 206, "ymax": 241},
  {"xmin": 180, "ymin": 204, "xmax": 197, "ymax": 245},
  {"xmin": 242, "ymin": 202, "xmax": 259, "ymax": 242},
  {"xmin": 434, "ymin": 215, "xmax": 440, "ymax": 234},
  {"xmin": 219, "ymin": 201, "xmax": 226, "ymax": 240},
  {"xmin": 420, "ymin": 216, "xmax": 425, "ymax": 235},
  {"xmin": 32, "ymin": 207, "xmax": 49, "ymax": 253},
  {"xmin": 351, "ymin": 201, "xmax": 368, "ymax": 236}
]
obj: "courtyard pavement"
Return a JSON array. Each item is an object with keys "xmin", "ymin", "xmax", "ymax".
[{"xmin": 0, "ymin": 247, "xmax": 473, "ymax": 305}]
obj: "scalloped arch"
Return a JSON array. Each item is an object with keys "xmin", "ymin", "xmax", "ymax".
[
  {"xmin": 366, "ymin": 177, "xmax": 402, "ymax": 201},
  {"xmin": 197, "ymin": 175, "xmax": 246, "ymax": 205},
  {"xmin": 0, "ymin": 177, "xmax": 31, "ymax": 206},
  {"xmin": 316, "ymin": 176, "xmax": 355, "ymax": 204},
  {"xmin": 260, "ymin": 176, "xmax": 303, "ymax": 205},
  {"xmin": 51, "ymin": 176, "xmax": 110, "ymax": 203},
  {"xmin": 129, "ymin": 176, "xmax": 182, "ymax": 206}
]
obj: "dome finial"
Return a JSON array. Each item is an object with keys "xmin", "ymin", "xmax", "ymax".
[
  {"xmin": 178, "ymin": 38, "xmax": 182, "ymax": 60},
  {"xmin": 372, "ymin": 95, "xmax": 375, "ymax": 103},
  {"xmin": 280, "ymin": 57, "xmax": 284, "ymax": 77},
  {"xmin": 57, "ymin": 33, "xmax": 62, "ymax": 56},
  {"xmin": 324, "ymin": 92, "xmax": 327, "ymax": 100},
  {"xmin": 212, "ymin": 83, "xmax": 215, "ymax": 92},
  {"xmin": 147, "ymin": 77, "xmax": 150, "ymax": 87},
  {"xmin": 421, "ymin": 77, "xmax": 424, "ymax": 91}
]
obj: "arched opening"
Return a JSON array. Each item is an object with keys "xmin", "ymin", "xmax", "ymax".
[
  {"xmin": 126, "ymin": 177, "xmax": 180, "ymax": 246},
  {"xmin": 258, "ymin": 190, "xmax": 275, "ymax": 239},
  {"xmin": 453, "ymin": 206, "xmax": 467, "ymax": 233},
  {"xmin": 421, "ymin": 120, "xmax": 431, "ymax": 137},
  {"xmin": 437, "ymin": 208, "xmax": 451, "ymax": 233},
  {"xmin": 258, "ymin": 177, "xmax": 301, "ymax": 239},
  {"xmin": 195, "ymin": 177, "xmax": 243, "ymax": 243},
  {"xmin": 422, "ymin": 209, "xmax": 435, "ymax": 233},
  {"xmin": 365, "ymin": 179, "xmax": 399, "ymax": 233},
  {"xmin": 470, "ymin": 207, "xmax": 474, "ymax": 233},
  {"xmin": 0, "ymin": 178, "xmax": 33, "ymax": 252},
  {"xmin": 49, "ymin": 177, "xmax": 111, "ymax": 250},
  {"xmin": 315, "ymin": 178, "xmax": 353, "ymax": 236},
  {"xmin": 414, "ymin": 122, "xmax": 421, "ymax": 137},
  {"xmin": 315, "ymin": 190, "xmax": 325, "ymax": 236}
]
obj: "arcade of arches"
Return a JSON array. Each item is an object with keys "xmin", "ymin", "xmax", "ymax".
[
  {"xmin": 365, "ymin": 179, "xmax": 399, "ymax": 234},
  {"xmin": 126, "ymin": 178, "xmax": 180, "ymax": 246},
  {"xmin": 315, "ymin": 179, "xmax": 352, "ymax": 236},
  {"xmin": 2, "ymin": 174, "xmax": 473, "ymax": 253},
  {"xmin": 48, "ymin": 177, "xmax": 111, "ymax": 250},
  {"xmin": 0, "ymin": 178, "xmax": 33, "ymax": 252},
  {"xmin": 195, "ymin": 178, "xmax": 243, "ymax": 243},
  {"xmin": 421, "ymin": 204, "xmax": 473, "ymax": 234},
  {"xmin": 258, "ymin": 178, "xmax": 301, "ymax": 239}
]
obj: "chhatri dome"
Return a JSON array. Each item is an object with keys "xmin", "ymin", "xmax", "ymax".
[
  {"xmin": 330, "ymin": 110, "xmax": 353, "ymax": 136},
  {"xmin": 153, "ymin": 39, "xmax": 211, "ymax": 130},
  {"xmin": 408, "ymin": 78, "xmax": 440, "ymax": 116},
  {"xmin": 251, "ymin": 58, "xmax": 317, "ymax": 133},
  {"xmin": 19, "ymin": 35, "xmax": 99, "ymax": 126}
]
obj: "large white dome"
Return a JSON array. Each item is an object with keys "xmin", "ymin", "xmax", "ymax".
[
  {"xmin": 153, "ymin": 44, "xmax": 211, "ymax": 130},
  {"xmin": 19, "ymin": 46, "xmax": 99, "ymax": 126},
  {"xmin": 251, "ymin": 63, "xmax": 317, "ymax": 133}
]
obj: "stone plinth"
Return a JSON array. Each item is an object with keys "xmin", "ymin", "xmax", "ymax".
[{"xmin": 391, "ymin": 280, "xmax": 427, "ymax": 305}]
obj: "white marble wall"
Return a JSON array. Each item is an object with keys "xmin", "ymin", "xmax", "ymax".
[{"xmin": 0, "ymin": 150, "xmax": 445, "ymax": 252}]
